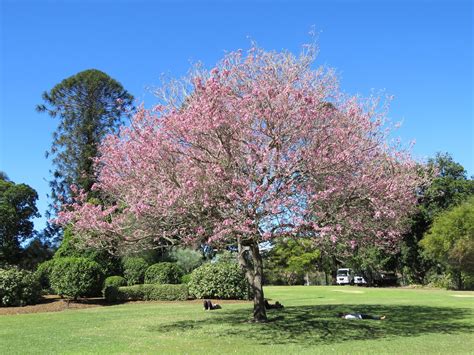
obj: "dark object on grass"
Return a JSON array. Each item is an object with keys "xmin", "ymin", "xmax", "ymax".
[
  {"xmin": 373, "ymin": 272, "xmax": 398, "ymax": 287},
  {"xmin": 264, "ymin": 299, "xmax": 284, "ymax": 309},
  {"xmin": 338, "ymin": 312, "xmax": 386, "ymax": 320},
  {"xmin": 203, "ymin": 300, "xmax": 221, "ymax": 310}
]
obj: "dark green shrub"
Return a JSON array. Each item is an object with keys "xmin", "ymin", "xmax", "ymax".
[
  {"xmin": 103, "ymin": 275, "xmax": 127, "ymax": 289},
  {"xmin": 189, "ymin": 262, "xmax": 250, "ymax": 299},
  {"xmin": 102, "ymin": 276, "xmax": 127, "ymax": 299},
  {"xmin": 426, "ymin": 272, "xmax": 456, "ymax": 289},
  {"xmin": 116, "ymin": 285, "xmax": 145, "ymax": 300},
  {"xmin": 0, "ymin": 268, "xmax": 41, "ymax": 307},
  {"xmin": 180, "ymin": 274, "xmax": 191, "ymax": 284},
  {"xmin": 104, "ymin": 285, "xmax": 120, "ymax": 303},
  {"xmin": 50, "ymin": 257, "xmax": 103, "ymax": 300},
  {"xmin": 144, "ymin": 262, "xmax": 182, "ymax": 284},
  {"xmin": 143, "ymin": 284, "xmax": 188, "ymax": 301},
  {"xmin": 35, "ymin": 259, "xmax": 56, "ymax": 290},
  {"xmin": 113, "ymin": 284, "xmax": 188, "ymax": 301},
  {"xmin": 55, "ymin": 227, "xmax": 122, "ymax": 277},
  {"xmin": 0, "ymin": 262, "xmax": 13, "ymax": 269},
  {"xmin": 122, "ymin": 257, "xmax": 149, "ymax": 285}
]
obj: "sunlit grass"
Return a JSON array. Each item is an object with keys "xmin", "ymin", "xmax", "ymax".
[{"xmin": 1, "ymin": 286, "xmax": 473, "ymax": 354}]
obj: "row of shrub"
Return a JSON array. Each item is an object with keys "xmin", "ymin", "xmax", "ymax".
[
  {"xmin": 104, "ymin": 284, "xmax": 189, "ymax": 302},
  {"xmin": 188, "ymin": 262, "xmax": 251, "ymax": 300},
  {"xmin": 1, "ymin": 248, "xmax": 249, "ymax": 307},
  {"xmin": 34, "ymin": 258, "xmax": 182, "ymax": 300},
  {"xmin": 0, "ymin": 268, "xmax": 41, "ymax": 307},
  {"xmin": 113, "ymin": 258, "xmax": 185, "ymax": 286},
  {"xmin": 102, "ymin": 261, "xmax": 251, "ymax": 303}
]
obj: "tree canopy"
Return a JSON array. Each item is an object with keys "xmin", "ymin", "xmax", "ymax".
[
  {"xmin": 37, "ymin": 69, "xmax": 134, "ymax": 239},
  {"xmin": 399, "ymin": 153, "xmax": 474, "ymax": 283},
  {"xmin": 57, "ymin": 45, "xmax": 425, "ymax": 321},
  {"xmin": 0, "ymin": 174, "xmax": 39, "ymax": 265},
  {"xmin": 420, "ymin": 197, "xmax": 474, "ymax": 289}
]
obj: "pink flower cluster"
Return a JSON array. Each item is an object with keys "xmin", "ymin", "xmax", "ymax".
[{"xmin": 58, "ymin": 45, "xmax": 427, "ymax": 253}]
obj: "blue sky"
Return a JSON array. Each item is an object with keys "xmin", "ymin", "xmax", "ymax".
[{"xmin": 1, "ymin": 0, "xmax": 472, "ymax": 232}]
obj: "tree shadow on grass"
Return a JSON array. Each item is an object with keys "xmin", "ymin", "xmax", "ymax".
[{"xmin": 148, "ymin": 304, "xmax": 473, "ymax": 346}]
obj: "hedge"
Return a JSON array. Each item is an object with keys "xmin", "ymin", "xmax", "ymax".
[
  {"xmin": 0, "ymin": 268, "xmax": 41, "ymax": 307},
  {"xmin": 188, "ymin": 262, "xmax": 250, "ymax": 300},
  {"xmin": 144, "ymin": 262, "xmax": 182, "ymax": 284},
  {"xmin": 105, "ymin": 284, "xmax": 189, "ymax": 302},
  {"xmin": 35, "ymin": 259, "xmax": 56, "ymax": 290},
  {"xmin": 54, "ymin": 226, "xmax": 122, "ymax": 277},
  {"xmin": 103, "ymin": 275, "xmax": 127, "ymax": 290},
  {"xmin": 122, "ymin": 257, "xmax": 149, "ymax": 285},
  {"xmin": 50, "ymin": 257, "xmax": 103, "ymax": 300}
]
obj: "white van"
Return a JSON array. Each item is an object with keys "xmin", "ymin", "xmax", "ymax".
[{"xmin": 336, "ymin": 268, "xmax": 354, "ymax": 285}]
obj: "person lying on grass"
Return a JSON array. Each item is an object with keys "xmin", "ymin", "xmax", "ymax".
[
  {"xmin": 338, "ymin": 312, "xmax": 386, "ymax": 320},
  {"xmin": 264, "ymin": 299, "xmax": 284, "ymax": 310},
  {"xmin": 203, "ymin": 300, "xmax": 221, "ymax": 310}
]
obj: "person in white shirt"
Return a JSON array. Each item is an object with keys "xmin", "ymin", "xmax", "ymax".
[{"xmin": 338, "ymin": 312, "xmax": 386, "ymax": 320}]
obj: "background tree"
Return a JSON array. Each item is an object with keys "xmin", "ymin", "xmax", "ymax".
[
  {"xmin": 348, "ymin": 246, "xmax": 398, "ymax": 286},
  {"xmin": 37, "ymin": 69, "xmax": 134, "ymax": 240},
  {"xmin": 58, "ymin": 45, "xmax": 425, "ymax": 322},
  {"xmin": 54, "ymin": 226, "xmax": 122, "ymax": 277},
  {"xmin": 264, "ymin": 238, "xmax": 320, "ymax": 285},
  {"xmin": 0, "ymin": 174, "xmax": 39, "ymax": 265},
  {"xmin": 170, "ymin": 248, "xmax": 204, "ymax": 274},
  {"xmin": 20, "ymin": 238, "xmax": 53, "ymax": 271},
  {"xmin": 420, "ymin": 197, "xmax": 474, "ymax": 289},
  {"xmin": 399, "ymin": 153, "xmax": 474, "ymax": 284}
]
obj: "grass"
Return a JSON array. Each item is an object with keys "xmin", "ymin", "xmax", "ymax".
[{"xmin": 1, "ymin": 286, "xmax": 473, "ymax": 354}]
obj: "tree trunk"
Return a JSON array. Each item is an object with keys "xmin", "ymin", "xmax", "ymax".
[
  {"xmin": 238, "ymin": 238, "xmax": 267, "ymax": 322},
  {"xmin": 454, "ymin": 270, "xmax": 463, "ymax": 290}
]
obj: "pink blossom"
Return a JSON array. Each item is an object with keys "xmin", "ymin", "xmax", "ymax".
[{"xmin": 57, "ymin": 44, "xmax": 427, "ymax": 256}]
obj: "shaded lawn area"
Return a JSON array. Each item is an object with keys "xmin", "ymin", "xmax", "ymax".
[{"xmin": 0, "ymin": 286, "xmax": 473, "ymax": 354}]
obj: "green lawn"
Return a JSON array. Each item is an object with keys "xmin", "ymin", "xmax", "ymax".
[{"xmin": 1, "ymin": 286, "xmax": 473, "ymax": 354}]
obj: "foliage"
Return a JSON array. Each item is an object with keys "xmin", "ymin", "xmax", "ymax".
[
  {"xmin": 170, "ymin": 248, "xmax": 203, "ymax": 274},
  {"xmin": 142, "ymin": 284, "xmax": 189, "ymax": 301},
  {"xmin": 420, "ymin": 197, "xmax": 474, "ymax": 289},
  {"xmin": 426, "ymin": 271, "xmax": 456, "ymax": 289},
  {"xmin": 54, "ymin": 226, "xmax": 121, "ymax": 277},
  {"xmin": 213, "ymin": 250, "xmax": 238, "ymax": 264},
  {"xmin": 180, "ymin": 274, "xmax": 191, "ymax": 284},
  {"xmin": 102, "ymin": 276, "xmax": 127, "ymax": 301},
  {"xmin": 348, "ymin": 246, "xmax": 398, "ymax": 286},
  {"xmin": 103, "ymin": 285, "xmax": 120, "ymax": 303},
  {"xmin": 122, "ymin": 257, "xmax": 149, "ymax": 285},
  {"xmin": 37, "ymin": 69, "xmax": 134, "ymax": 241},
  {"xmin": 103, "ymin": 276, "xmax": 127, "ymax": 289},
  {"xmin": 50, "ymin": 257, "xmax": 103, "ymax": 300},
  {"xmin": 189, "ymin": 263, "xmax": 250, "ymax": 300},
  {"xmin": 0, "ymin": 175, "xmax": 39, "ymax": 265},
  {"xmin": 264, "ymin": 238, "xmax": 320, "ymax": 285},
  {"xmin": 20, "ymin": 239, "xmax": 53, "ymax": 271},
  {"xmin": 109, "ymin": 284, "xmax": 189, "ymax": 302},
  {"xmin": 144, "ymin": 262, "xmax": 183, "ymax": 284},
  {"xmin": 35, "ymin": 259, "xmax": 57, "ymax": 290},
  {"xmin": 58, "ymin": 44, "xmax": 425, "ymax": 321},
  {"xmin": 0, "ymin": 268, "xmax": 41, "ymax": 307},
  {"xmin": 423, "ymin": 153, "xmax": 474, "ymax": 211},
  {"xmin": 125, "ymin": 248, "xmax": 170, "ymax": 265},
  {"xmin": 400, "ymin": 153, "xmax": 474, "ymax": 284}
]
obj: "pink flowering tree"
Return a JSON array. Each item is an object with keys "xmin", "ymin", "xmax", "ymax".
[{"xmin": 58, "ymin": 45, "xmax": 425, "ymax": 322}]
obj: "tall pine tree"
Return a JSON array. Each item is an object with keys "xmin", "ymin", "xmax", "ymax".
[{"xmin": 37, "ymin": 69, "xmax": 134, "ymax": 240}]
